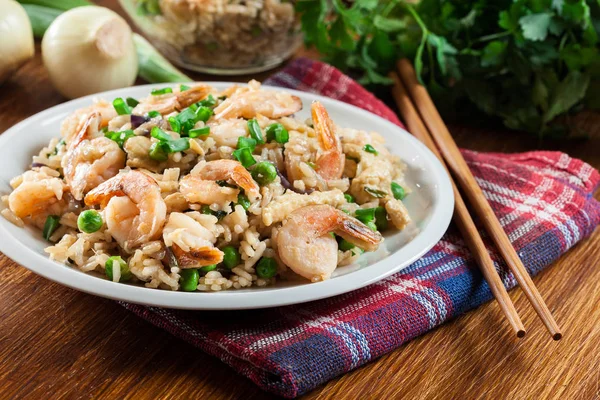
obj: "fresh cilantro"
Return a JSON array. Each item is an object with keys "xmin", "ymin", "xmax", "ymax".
[{"xmin": 296, "ymin": 0, "xmax": 600, "ymax": 139}]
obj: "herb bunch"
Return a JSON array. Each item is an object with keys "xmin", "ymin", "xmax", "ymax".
[{"xmin": 297, "ymin": 0, "xmax": 600, "ymax": 139}]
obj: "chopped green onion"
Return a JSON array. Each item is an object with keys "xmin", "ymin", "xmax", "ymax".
[
  {"xmin": 339, "ymin": 239, "xmax": 355, "ymax": 252},
  {"xmin": 233, "ymin": 147, "xmax": 256, "ymax": 168},
  {"xmin": 77, "ymin": 210, "xmax": 103, "ymax": 233},
  {"xmin": 105, "ymin": 256, "xmax": 132, "ymax": 282},
  {"xmin": 126, "ymin": 97, "xmax": 139, "ymax": 107},
  {"xmin": 112, "ymin": 97, "xmax": 131, "ymax": 115},
  {"xmin": 201, "ymin": 205, "xmax": 213, "ymax": 215},
  {"xmin": 218, "ymin": 95, "xmax": 227, "ymax": 100},
  {"xmin": 366, "ymin": 221, "xmax": 378, "ymax": 231},
  {"xmin": 200, "ymin": 264, "xmax": 217, "ymax": 273},
  {"xmin": 237, "ymin": 193, "xmax": 251, "ymax": 210},
  {"xmin": 147, "ymin": 110, "xmax": 161, "ymax": 118},
  {"xmin": 344, "ymin": 194, "xmax": 355, "ymax": 203},
  {"xmin": 105, "ymin": 129, "xmax": 134, "ymax": 149},
  {"xmin": 151, "ymin": 87, "xmax": 173, "ymax": 95},
  {"xmin": 195, "ymin": 106, "xmax": 213, "ymax": 123},
  {"xmin": 165, "ymin": 137, "xmax": 190, "ymax": 153},
  {"xmin": 137, "ymin": 0, "xmax": 161, "ymax": 15},
  {"xmin": 364, "ymin": 144, "xmax": 378, "ymax": 155},
  {"xmin": 251, "ymin": 162, "xmax": 277, "ymax": 185},
  {"xmin": 189, "ymin": 126, "xmax": 210, "ymax": 138},
  {"xmin": 176, "ymin": 107, "xmax": 197, "ymax": 134},
  {"xmin": 42, "ymin": 215, "xmax": 60, "ymax": 241},
  {"xmin": 265, "ymin": 123, "xmax": 289, "ymax": 143},
  {"xmin": 247, "ymin": 119, "xmax": 264, "ymax": 144},
  {"xmin": 168, "ymin": 116, "xmax": 181, "ymax": 133},
  {"xmin": 51, "ymin": 138, "xmax": 65, "ymax": 156},
  {"xmin": 151, "ymin": 126, "xmax": 172, "ymax": 141},
  {"xmin": 374, "ymin": 206, "xmax": 388, "ymax": 231},
  {"xmin": 237, "ymin": 136, "xmax": 257, "ymax": 151},
  {"xmin": 180, "ymin": 84, "xmax": 191, "ymax": 91},
  {"xmin": 306, "ymin": 161, "xmax": 317, "ymax": 170},
  {"xmin": 391, "ymin": 182, "xmax": 406, "ymax": 200},
  {"xmin": 198, "ymin": 94, "xmax": 217, "ymax": 108},
  {"xmin": 179, "ymin": 269, "xmax": 199, "ymax": 291},
  {"xmin": 256, "ymin": 257, "xmax": 277, "ymax": 279},
  {"xmin": 364, "ymin": 187, "xmax": 387, "ymax": 198},
  {"xmin": 221, "ymin": 246, "xmax": 240, "ymax": 269},
  {"xmin": 149, "ymin": 141, "xmax": 169, "ymax": 161},
  {"xmin": 355, "ymin": 208, "xmax": 376, "ymax": 223}
]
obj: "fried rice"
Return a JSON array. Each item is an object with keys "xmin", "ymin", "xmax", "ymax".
[{"xmin": 1, "ymin": 80, "xmax": 411, "ymax": 292}]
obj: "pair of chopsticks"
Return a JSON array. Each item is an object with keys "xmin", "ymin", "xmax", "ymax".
[{"xmin": 391, "ymin": 59, "xmax": 562, "ymax": 340}]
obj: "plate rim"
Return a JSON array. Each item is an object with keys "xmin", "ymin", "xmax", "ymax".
[{"xmin": 0, "ymin": 82, "xmax": 454, "ymax": 310}]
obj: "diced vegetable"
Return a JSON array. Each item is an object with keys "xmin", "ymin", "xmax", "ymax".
[
  {"xmin": 77, "ymin": 210, "xmax": 103, "ymax": 233},
  {"xmin": 42, "ymin": 215, "xmax": 60, "ymax": 241}
]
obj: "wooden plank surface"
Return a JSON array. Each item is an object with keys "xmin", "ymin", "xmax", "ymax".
[{"xmin": 1, "ymin": 1, "xmax": 599, "ymax": 399}]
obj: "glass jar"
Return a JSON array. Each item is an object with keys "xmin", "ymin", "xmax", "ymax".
[{"xmin": 119, "ymin": 0, "xmax": 303, "ymax": 75}]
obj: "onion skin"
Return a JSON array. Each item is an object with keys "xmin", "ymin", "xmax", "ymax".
[
  {"xmin": 42, "ymin": 6, "xmax": 138, "ymax": 99},
  {"xmin": 0, "ymin": 0, "xmax": 35, "ymax": 84}
]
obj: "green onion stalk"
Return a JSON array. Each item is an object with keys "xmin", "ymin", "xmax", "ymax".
[{"xmin": 17, "ymin": 0, "xmax": 192, "ymax": 84}]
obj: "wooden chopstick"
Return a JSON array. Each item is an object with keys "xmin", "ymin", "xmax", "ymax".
[
  {"xmin": 396, "ymin": 59, "xmax": 562, "ymax": 340},
  {"xmin": 390, "ymin": 72, "xmax": 526, "ymax": 338}
]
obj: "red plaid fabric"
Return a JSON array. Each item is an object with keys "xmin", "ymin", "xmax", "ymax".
[{"xmin": 122, "ymin": 59, "xmax": 600, "ymax": 398}]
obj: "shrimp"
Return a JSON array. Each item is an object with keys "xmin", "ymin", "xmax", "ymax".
[
  {"xmin": 180, "ymin": 159, "xmax": 260, "ymax": 205},
  {"xmin": 84, "ymin": 171, "xmax": 166, "ymax": 249},
  {"xmin": 60, "ymin": 100, "xmax": 117, "ymax": 142},
  {"xmin": 163, "ymin": 212, "xmax": 224, "ymax": 268},
  {"xmin": 284, "ymin": 102, "xmax": 344, "ymax": 186},
  {"xmin": 62, "ymin": 112, "xmax": 126, "ymax": 200},
  {"xmin": 8, "ymin": 169, "xmax": 66, "ymax": 223},
  {"xmin": 277, "ymin": 205, "xmax": 383, "ymax": 282},
  {"xmin": 213, "ymin": 80, "xmax": 302, "ymax": 120},
  {"xmin": 132, "ymin": 84, "xmax": 212, "ymax": 115},
  {"xmin": 312, "ymin": 101, "xmax": 344, "ymax": 180}
]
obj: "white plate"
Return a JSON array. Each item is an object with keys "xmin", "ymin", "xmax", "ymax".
[{"xmin": 0, "ymin": 83, "xmax": 454, "ymax": 310}]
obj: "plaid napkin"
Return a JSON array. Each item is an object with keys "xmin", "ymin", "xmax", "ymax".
[{"xmin": 122, "ymin": 59, "xmax": 600, "ymax": 398}]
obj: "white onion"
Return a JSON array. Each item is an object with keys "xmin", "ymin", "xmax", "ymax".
[
  {"xmin": 42, "ymin": 6, "xmax": 138, "ymax": 99},
  {"xmin": 0, "ymin": 0, "xmax": 35, "ymax": 84}
]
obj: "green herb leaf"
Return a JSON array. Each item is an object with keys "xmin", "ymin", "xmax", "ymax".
[{"xmin": 519, "ymin": 13, "xmax": 553, "ymax": 42}]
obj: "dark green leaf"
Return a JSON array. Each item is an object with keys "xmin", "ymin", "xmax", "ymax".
[
  {"xmin": 481, "ymin": 41, "xmax": 507, "ymax": 67},
  {"xmin": 544, "ymin": 71, "xmax": 590, "ymax": 123}
]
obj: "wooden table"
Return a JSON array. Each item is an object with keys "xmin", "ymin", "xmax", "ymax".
[{"xmin": 1, "ymin": 2, "xmax": 599, "ymax": 399}]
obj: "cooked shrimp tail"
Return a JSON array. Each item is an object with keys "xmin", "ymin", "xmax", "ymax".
[
  {"xmin": 171, "ymin": 244, "xmax": 224, "ymax": 268},
  {"xmin": 311, "ymin": 101, "xmax": 344, "ymax": 180}
]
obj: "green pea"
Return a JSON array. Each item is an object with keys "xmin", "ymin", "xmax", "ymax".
[
  {"xmin": 339, "ymin": 239, "xmax": 355, "ymax": 252},
  {"xmin": 105, "ymin": 256, "xmax": 132, "ymax": 282},
  {"xmin": 180, "ymin": 269, "xmax": 199, "ymax": 291},
  {"xmin": 200, "ymin": 264, "xmax": 217, "ymax": 273},
  {"xmin": 366, "ymin": 221, "xmax": 378, "ymax": 232},
  {"xmin": 256, "ymin": 257, "xmax": 277, "ymax": 279},
  {"xmin": 344, "ymin": 194, "xmax": 355, "ymax": 203},
  {"xmin": 391, "ymin": 182, "xmax": 406, "ymax": 200},
  {"xmin": 374, "ymin": 206, "xmax": 388, "ymax": 231},
  {"xmin": 77, "ymin": 210, "xmax": 103, "ymax": 233},
  {"xmin": 355, "ymin": 208, "xmax": 376, "ymax": 223},
  {"xmin": 221, "ymin": 246, "xmax": 240, "ymax": 269},
  {"xmin": 251, "ymin": 161, "xmax": 277, "ymax": 185}
]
